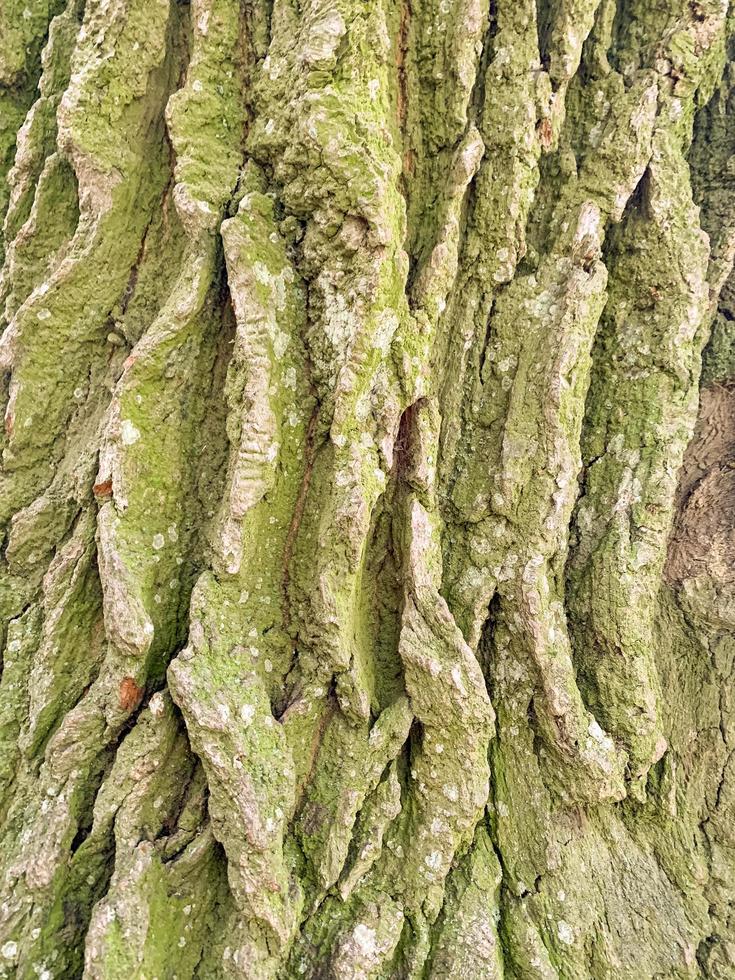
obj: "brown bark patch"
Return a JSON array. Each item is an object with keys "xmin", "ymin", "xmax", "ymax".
[
  {"xmin": 93, "ymin": 478, "xmax": 113, "ymax": 498},
  {"xmin": 667, "ymin": 385, "xmax": 735, "ymax": 586},
  {"xmin": 118, "ymin": 676, "xmax": 144, "ymax": 712},
  {"xmin": 537, "ymin": 118, "xmax": 553, "ymax": 150}
]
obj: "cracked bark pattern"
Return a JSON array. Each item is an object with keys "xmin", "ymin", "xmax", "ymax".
[{"xmin": 0, "ymin": 0, "xmax": 734, "ymax": 977}]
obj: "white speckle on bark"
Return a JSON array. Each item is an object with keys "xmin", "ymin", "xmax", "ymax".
[
  {"xmin": 120, "ymin": 420, "xmax": 140, "ymax": 445},
  {"xmin": 1, "ymin": 941, "xmax": 17, "ymax": 960},
  {"xmin": 451, "ymin": 665, "xmax": 467, "ymax": 695},
  {"xmin": 302, "ymin": 11, "xmax": 347, "ymax": 66},
  {"xmin": 557, "ymin": 920, "xmax": 574, "ymax": 945},
  {"xmin": 149, "ymin": 693, "xmax": 165, "ymax": 718},
  {"xmin": 588, "ymin": 719, "xmax": 606, "ymax": 741},
  {"xmin": 425, "ymin": 851, "xmax": 442, "ymax": 871}
]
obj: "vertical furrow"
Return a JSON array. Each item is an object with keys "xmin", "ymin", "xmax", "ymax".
[
  {"xmin": 568, "ymin": 0, "xmax": 730, "ymax": 792},
  {"xmin": 81, "ymin": 0, "xmax": 252, "ymax": 971},
  {"xmin": 0, "ymin": 0, "xmax": 68, "ymax": 264},
  {"xmin": 0, "ymin": 0, "xmax": 82, "ymax": 318},
  {"xmin": 167, "ymin": 163, "xmax": 310, "ymax": 977},
  {"xmin": 83, "ymin": 694, "xmax": 228, "ymax": 976},
  {"xmin": 0, "ymin": 0, "xmax": 195, "ymax": 973},
  {"xmin": 447, "ymin": 71, "xmax": 657, "ymax": 802}
]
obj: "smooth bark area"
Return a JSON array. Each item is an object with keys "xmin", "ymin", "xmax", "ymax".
[{"xmin": 0, "ymin": 0, "xmax": 734, "ymax": 976}]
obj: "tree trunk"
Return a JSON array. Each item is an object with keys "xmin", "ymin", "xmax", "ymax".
[{"xmin": 0, "ymin": 0, "xmax": 734, "ymax": 976}]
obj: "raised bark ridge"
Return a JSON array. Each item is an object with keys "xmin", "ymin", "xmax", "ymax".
[{"xmin": 0, "ymin": 1, "xmax": 734, "ymax": 977}]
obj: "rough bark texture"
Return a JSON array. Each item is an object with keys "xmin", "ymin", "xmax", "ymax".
[{"xmin": 1, "ymin": 0, "xmax": 735, "ymax": 977}]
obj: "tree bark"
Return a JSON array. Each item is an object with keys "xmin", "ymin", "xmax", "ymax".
[{"xmin": 1, "ymin": 0, "xmax": 734, "ymax": 976}]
